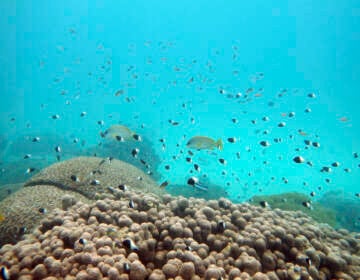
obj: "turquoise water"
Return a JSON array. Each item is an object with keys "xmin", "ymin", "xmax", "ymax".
[{"xmin": 0, "ymin": 2, "xmax": 359, "ymax": 210}]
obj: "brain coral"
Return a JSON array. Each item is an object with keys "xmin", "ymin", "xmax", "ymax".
[
  {"xmin": 0, "ymin": 185, "xmax": 90, "ymax": 246},
  {"xmin": 24, "ymin": 156, "xmax": 163, "ymax": 198},
  {"xmin": 0, "ymin": 157, "xmax": 162, "ymax": 247},
  {"xmin": 0, "ymin": 188, "xmax": 359, "ymax": 279}
]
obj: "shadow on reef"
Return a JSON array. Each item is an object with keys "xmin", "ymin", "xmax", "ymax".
[
  {"xmin": 250, "ymin": 192, "xmax": 338, "ymax": 228},
  {"xmin": 0, "ymin": 183, "xmax": 24, "ymax": 202},
  {"xmin": 318, "ymin": 190, "xmax": 360, "ymax": 232},
  {"xmin": 165, "ymin": 177, "xmax": 229, "ymax": 200}
]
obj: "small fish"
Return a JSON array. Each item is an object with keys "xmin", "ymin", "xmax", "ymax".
[
  {"xmin": 194, "ymin": 164, "xmax": 200, "ymax": 172},
  {"xmin": 38, "ymin": 207, "xmax": 47, "ymax": 214},
  {"xmin": 19, "ymin": 226, "xmax": 27, "ymax": 235},
  {"xmin": 310, "ymin": 191, "xmax": 316, "ymax": 197},
  {"xmin": 129, "ymin": 200, "xmax": 135, "ymax": 208},
  {"xmin": 302, "ymin": 201, "xmax": 312, "ymax": 209},
  {"xmin": 278, "ymin": 122, "xmax": 286, "ymax": 127},
  {"xmin": 259, "ymin": 201, "xmax": 268, "ymax": 208},
  {"xmin": 307, "ymin": 93, "xmax": 316, "ymax": 98},
  {"xmin": 217, "ymin": 220, "xmax": 226, "ymax": 232},
  {"xmin": 186, "ymin": 157, "xmax": 192, "ymax": 163},
  {"xmin": 55, "ymin": 145, "xmax": 61, "ymax": 153},
  {"xmin": 227, "ymin": 137, "xmax": 237, "ymax": 143},
  {"xmin": 123, "ymin": 263, "xmax": 131, "ymax": 272},
  {"xmin": 97, "ymin": 120, "xmax": 105, "ymax": 126},
  {"xmin": 115, "ymin": 135, "xmax": 125, "ymax": 142},
  {"xmin": 187, "ymin": 176, "xmax": 208, "ymax": 191},
  {"xmin": 312, "ymin": 142, "xmax": 320, "ymax": 148},
  {"xmin": 80, "ymin": 111, "xmax": 87, "ymax": 117},
  {"xmin": 288, "ymin": 112, "xmax": 296, "ymax": 118},
  {"xmin": 293, "ymin": 156, "xmax": 305, "ymax": 164},
  {"xmin": 122, "ymin": 238, "xmax": 138, "ymax": 251},
  {"xmin": 73, "ymin": 138, "xmax": 79, "ymax": 143},
  {"xmin": 118, "ymin": 184, "xmax": 128, "ymax": 191},
  {"xmin": 79, "ymin": 238, "xmax": 87, "ymax": 245},
  {"xmin": 169, "ymin": 120, "xmax": 180, "ymax": 126},
  {"xmin": 25, "ymin": 167, "xmax": 36, "ymax": 174},
  {"xmin": 331, "ymin": 162, "xmax": 340, "ymax": 167},
  {"xmin": 355, "ymin": 193, "xmax": 360, "ymax": 198},
  {"xmin": 164, "ymin": 165, "xmax": 170, "ymax": 170},
  {"xmin": 24, "ymin": 154, "xmax": 31, "ymax": 159},
  {"xmin": 131, "ymin": 148, "xmax": 139, "ymax": 158},
  {"xmin": 51, "ymin": 114, "xmax": 60, "ymax": 119},
  {"xmin": 187, "ymin": 136, "xmax": 223, "ymax": 151},
  {"xmin": 260, "ymin": 140, "xmax": 270, "ymax": 147},
  {"xmin": 70, "ymin": 175, "xmax": 79, "ymax": 182},
  {"xmin": 32, "ymin": 137, "xmax": 40, "ymax": 142},
  {"xmin": 90, "ymin": 179, "xmax": 100, "ymax": 185},
  {"xmin": 0, "ymin": 266, "xmax": 9, "ymax": 280},
  {"xmin": 132, "ymin": 134, "xmax": 142, "ymax": 141},
  {"xmin": 159, "ymin": 180, "xmax": 169, "ymax": 188},
  {"xmin": 218, "ymin": 158, "xmax": 227, "ymax": 165},
  {"xmin": 185, "ymin": 245, "xmax": 193, "ymax": 251},
  {"xmin": 262, "ymin": 116, "xmax": 270, "ymax": 121},
  {"xmin": 115, "ymin": 89, "xmax": 125, "ymax": 96},
  {"xmin": 320, "ymin": 166, "xmax": 332, "ymax": 173},
  {"xmin": 304, "ymin": 108, "xmax": 312, "ymax": 113}
]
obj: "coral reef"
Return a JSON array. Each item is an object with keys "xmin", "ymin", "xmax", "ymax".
[
  {"xmin": 0, "ymin": 183, "xmax": 23, "ymax": 202},
  {"xmin": 318, "ymin": 190, "xmax": 360, "ymax": 232},
  {"xmin": 1, "ymin": 189, "xmax": 359, "ymax": 279},
  {"xmin": 0, "ymin": 157, "xmax": 162, "ymax": 246},
  {"xmin": 0, "ymin": 185, "xmax": 90, "ymax": 246},
  {"xmin": 250, "ymin": 192, "xmax": 337, "ymax": 227},
  {"xmin": 24, "ymin": 157, "xmax": 163, "ymax": 199}
]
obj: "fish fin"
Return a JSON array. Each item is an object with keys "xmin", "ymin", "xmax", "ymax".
[
  {"xmin": 194, "ymin": 184, "xmax": 208, "ymax": 191},
  {"xmin": 216, "ymin": 139, "xmax": 223, "ymax": 151}
]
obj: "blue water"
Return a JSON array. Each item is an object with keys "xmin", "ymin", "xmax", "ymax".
[{"xmin": 0, "ymin": 1, "xmax": 359, "ymax": 204}]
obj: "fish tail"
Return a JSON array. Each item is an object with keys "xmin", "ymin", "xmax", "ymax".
[{"xmin": 216, "ymin": 139, "xmax": 223, "ymax": 151}]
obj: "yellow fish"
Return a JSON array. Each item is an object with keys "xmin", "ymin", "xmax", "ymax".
[
  {"xmin": 186, "ymin": 136, "xmax": 223, "ymax": 151},
  {"xmin": 0, "ymin": 213, "xmax": 5, "ymax": 222},
  {"xmin": 104, "ymin": 125, "xmax": 136, "ymax": 141}
]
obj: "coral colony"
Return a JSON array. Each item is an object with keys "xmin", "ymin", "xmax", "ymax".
[{"xmin": 0, "ymin": 157, "xmax": 359, "ymax": 279}]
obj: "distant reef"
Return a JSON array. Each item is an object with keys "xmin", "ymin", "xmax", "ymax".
[
  {"xmin": 318, "ymin": 190, "xmax": 360, "ymax": 232},
  {"xmin": 250, "ymin": 192, "xmax": 338, "ymax": 228}
]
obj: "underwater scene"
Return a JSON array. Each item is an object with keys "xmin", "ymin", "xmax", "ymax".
[{"xmin": 0, "ymin": 1, "xmax": 360, "ymax": 279}]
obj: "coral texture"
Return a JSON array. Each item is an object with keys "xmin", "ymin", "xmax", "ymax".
[
  {"xmin": 0, "ymin": 157, "xmax": 162, "ymax": 246},
  {"xmin": 24, "ymin": 157, "xmax": 162, "ymax": 198},
  {"xmin": 1, "ymin": 188, "xmax": 359, "ymax": 280}
]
